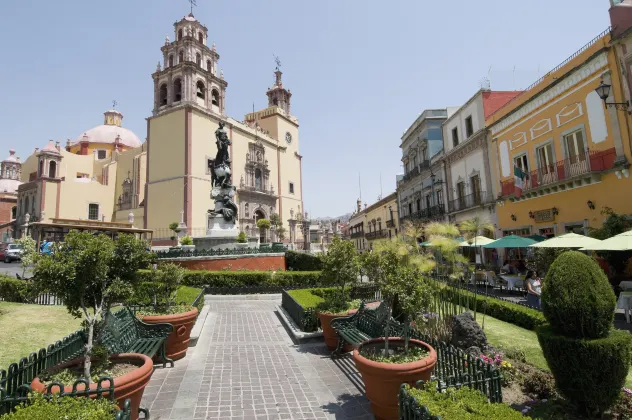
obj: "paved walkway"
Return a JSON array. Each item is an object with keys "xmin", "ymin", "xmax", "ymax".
[{"xmin": 141, "ymin": 297, "xmax": 374, "ymax": 420}]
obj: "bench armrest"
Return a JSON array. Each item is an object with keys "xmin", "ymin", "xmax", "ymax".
[
  {"xmin": 330, "ymin": 301, "xmax": 367, "ymax": 330},
  {"xmin": 135, "ymin": 318, "xmax": 174, "ymax": 339}
]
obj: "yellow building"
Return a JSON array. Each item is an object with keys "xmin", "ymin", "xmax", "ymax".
[
  {"xmin": 348, "ymin": 193, "xmax": 399, "ymax": 252},
  {"xmin": 486, "ymin": 29, "xmax": 632, "ymax": 237}
]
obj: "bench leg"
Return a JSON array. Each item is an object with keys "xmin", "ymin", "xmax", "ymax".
[
  {"xmin": 139, "ymin": 405, "xmax": 150, "ymax": 419},
  {"xmin": 331, "ymin": 334, "xmax": 345, "ymax": 358},
  {"xmin": 159, "ymin": 343, "xmax": 174, "ymax": 368}
]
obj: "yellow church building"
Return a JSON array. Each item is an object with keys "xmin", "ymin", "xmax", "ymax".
[{"xmin": 12, "ymin": 12, "xmax": 304, "ymax": 246}]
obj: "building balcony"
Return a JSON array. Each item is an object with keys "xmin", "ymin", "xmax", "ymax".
[
  {"xmin": 401, "ymin": 204, "xmax": 445, "ymax": 223},
  {"xmin": 238, "ymin": 184, "xmax": 277, "ymax": 196},
  {"xmin": 365, "ymin": 230, "xmax": 388, "ymax": 240},
  {"xmin": 350, "ymin": 231, "xmax": 364, "ymax": 239},
  {"xmin": 500, "ymin": 148, "xmax": 617, "ymax": 200},
  {"xmin": 386, "ymin": 219, "xmax": 395, "ymax": 228},
  {"xmin": 448, "ymin": 191, "xmax": 494, "ymax": 213},
  {"xmin": 399, "ymin": 160, "xmax": 430, "ymax": 184},
  {"xmin": 117, "ymin": 198, "xmax": 133, "ymax": 211}
]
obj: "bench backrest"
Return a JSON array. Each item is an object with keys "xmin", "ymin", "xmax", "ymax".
[
  {"xmin": 98, "ymin": 309, "xmax": 140, "ymax": 353},
  {"xmin": 354, "ymin": 302, "xmax": 391, "ymax": 338}
]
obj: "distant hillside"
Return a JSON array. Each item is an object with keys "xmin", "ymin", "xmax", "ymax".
[{"xmin": 312, "ymin": 212, "xmax": 353, "ymax": 223}]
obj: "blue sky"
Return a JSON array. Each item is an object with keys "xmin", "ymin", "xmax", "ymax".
[{"xmin": 0, "ymin": 0, "xmax": 611, "ymax": 218}]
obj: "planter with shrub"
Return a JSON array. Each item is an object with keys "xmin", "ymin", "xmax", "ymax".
[
  {"xmin": 536, "ymin": 250, "xmax": 632, "ymax": 417},
  {"xmin": 317, "ymin": 237, "xmax": 361, "ymax": 350},
  {"xmin": 179, "ymin": 236, "xmax": 194, "ymax": 252},
  {"xmin": 0, "ymin": 393, "xmax": 128, "ymax": 420},
  {"xmin": 135, "ymin": 263, "xmax": 198, "ymax": 361},
  {"xmin": 33, "ymin": 232, "xmax": 153, "ymax": 420}
]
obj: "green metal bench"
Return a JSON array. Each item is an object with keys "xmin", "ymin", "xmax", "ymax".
[
  {"xmin": 99, "ymin": 308, "xmax": 174, "ymax": 368},
  {"xmin": 330, "ymin": 301, "xmax": 391, "ymax": 357}
]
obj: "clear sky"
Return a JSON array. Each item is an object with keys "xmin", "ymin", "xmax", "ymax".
[{"xmin": 0, "ymin": 0, "xmax": 611, "ymax": 218}]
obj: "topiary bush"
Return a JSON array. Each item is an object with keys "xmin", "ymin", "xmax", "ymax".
[
  {"xmin": 0, "ymin": 275, "xmax": 37, "ymax": 303},
  {"xmin": 541, "ymin": 250, "xmax": 615, "ymax": 339},
  {"xmin": 1, "ymin": 393, "xmax": 120, "ymax": 420},
  {"xmin": 285, "ymin": 251, "xmax": 323, "ymax": 271}
]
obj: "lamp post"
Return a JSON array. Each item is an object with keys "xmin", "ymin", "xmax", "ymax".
[{"xmin": 595, "ymin": 80, "xmax": 630, "ymax": 111}]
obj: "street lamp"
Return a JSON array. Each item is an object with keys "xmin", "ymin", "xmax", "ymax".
[{"xmin": 595, "ymin": 80, "xmax": 630, "ymax": 111}]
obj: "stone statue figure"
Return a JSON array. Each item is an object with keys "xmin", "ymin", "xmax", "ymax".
[
  {"xmin": 212, "ymin": 121, "xmax": 232, "ymax": 188},
  {"xmin": 218, "ymin": 194, "xmax": 238, "ymax": 222}
]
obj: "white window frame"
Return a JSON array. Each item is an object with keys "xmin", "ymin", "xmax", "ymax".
[
  {"xmin": 96, "ymin": 150, "xmax": 107, "ymax": 160},
  {"xmin": 513, "ymin": 153, "xmax": 529, "ymax": 173},
  {"xmin": 536, "ymin": 143, "xmax": 555, "ymax": 174},
  {"xmin": 563, "ymin": 129, "xmax": 587, "ymax": 162}
]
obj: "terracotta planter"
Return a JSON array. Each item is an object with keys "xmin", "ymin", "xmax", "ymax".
[
  {"xmin": 140, "ymin": 307, "xmax": 198, "ymax": 361},
  {"xmin": 317, "ymin": 312, "xmax": 350, "ymax": 351},
  {"xmin": 31, "ymin": 353, "xmax": 153, "ymax": 420},
  {"xmin": 353, "ymin": 338, "xmax": 437, "ymax": 420}
]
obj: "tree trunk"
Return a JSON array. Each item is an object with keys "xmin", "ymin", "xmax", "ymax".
[{"xmin": 84, "ymin": 319, "xmax": 94, "ymax": 383}]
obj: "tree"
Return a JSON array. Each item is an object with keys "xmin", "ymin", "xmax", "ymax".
[
  {"xmin": 589, "ymin": 207, "xmax": 632, "ymax": 276},
  {"xmin": 34, "ymin": 231, "xmax": 150, "ymax": 382},
  {"xmin": 459, "ymin": 216, "xmax": 494, "ymax": 264},
  {"xmin": 269, "ymin": 213, "xmax": 286, "ymax": 241},
  {"xmin": 15, "ymin": 235, "xmax": 37, "ymax": 278},
  {"xmin": 168, "ymin": 222, "xmax": 180, "ymax": 241},
  {"xmin": 256, "ymin": 218, "xmax": 271, "ymax": 243},
  {"xmin": 320, "ymin": 237, "xmax": 361, "ymax": 306}
]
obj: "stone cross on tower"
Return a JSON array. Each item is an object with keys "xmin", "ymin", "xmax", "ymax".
[
  {"xmin": 188, "ymin": 0, "xmax": 197, "ymax": 14},
  {"xmin": 112, "ymin": 100, "xmax": 117, "ymax": 109}
]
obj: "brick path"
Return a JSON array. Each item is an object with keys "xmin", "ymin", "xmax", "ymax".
[{"xmin": 141, "ymin": 297, "xmax": 374, "ymax": 420}]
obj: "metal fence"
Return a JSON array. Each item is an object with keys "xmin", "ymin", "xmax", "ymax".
[
  {"xmin": 155, "ymin": 246, "xmax": 287, "ymax": 259},
  {"xmin": 0, "ymin": 292, "xmax": 64, "ymax": 306}
]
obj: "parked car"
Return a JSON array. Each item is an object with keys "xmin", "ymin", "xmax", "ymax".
[{"xmin": 3, "ymin": 243, "xmax": 23, "ymax": 263}]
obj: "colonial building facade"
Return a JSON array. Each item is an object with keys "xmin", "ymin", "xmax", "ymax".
[{"xmin": 348, "ymin": 193, "xmax": 399, "ymax": 253}]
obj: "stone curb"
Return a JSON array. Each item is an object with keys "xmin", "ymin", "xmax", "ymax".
[
  {"xmin": 204, "ymin": 294, "xmax": 282, "ymax": 301},
  {"xmin": 276, "ymin": 304, "xmax": 323, "ymax": 341},
  {"xmin": 188, "ymin": 303, "xmax": 210, "ymax": 347}
]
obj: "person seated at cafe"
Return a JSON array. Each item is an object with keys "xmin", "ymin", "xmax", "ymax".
[
  {"xmin": 525, "ymin": 270, "xmax": 542, "ymax": 308},
  {"xmin": 517, "ymin": 260, "xmax": 527, "ymax": 274},
  {"xmin": 501, "ymin": 260, "xmax": 517, "ymax": 274}
]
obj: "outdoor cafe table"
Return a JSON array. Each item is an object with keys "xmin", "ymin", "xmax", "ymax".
[
  {"xmin": 619, "ymin": 281, "xmax": 632, "ymax": 291},
  {"xmin": 500, "ymin": 274, "xmax": 525, "ymax": 291},
  {"xmin": 617, "ymin": 292, "xmax": 632, "ymax": 323}
]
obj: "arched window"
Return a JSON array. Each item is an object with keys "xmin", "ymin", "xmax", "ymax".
[
  {"xmin": 178, "ymin": 51, "xmax": 184, "ymax": 63},
  {"xmin": 159, "ymin": 84, "xmax": 168, "ymax": 105},
  {"xmin": 207, "ymin": 60, "xmax": 212, "ymax": 72},
  {"xmin": 196, "ymin": 53, "xmax": 201, "ymax": 66},
  {"xmin": 173, "ymin": 79, "xmax": 182, "ymax": 102},
  {"xmin": 272, "ymin": 98, "xmax": 279, "ymax": 106},
  {"xmin": 177, "ymin": 29, "xmax": 183, "ymax": 40},
  {"xmin": 211, "ymin": 89, "xmax": 219, "ymax": 106},
  {"xmin": 168, "ymin": 55, "xmax": 174, "ymax": 67},
  {"xmin": 10, "ymin": 167, "xmax": 15, "ymax": 179},
  {"xmin": 48, "ymin": 161, "xmax": 56, "ymax": 178},
  {"xmin": 38, "ymin": 160, "xmax": 44, "ymax": 177},
  {"xmin": 255, "ymin": 169, "xmax": 262, "ymax": 190},
  {"xmin": 198, "ymin": 32, "xmax": 203, "ymax": 43},
  {"xmin": 196, "ymin": 81, "xmax": 205, "ymax": 99}
]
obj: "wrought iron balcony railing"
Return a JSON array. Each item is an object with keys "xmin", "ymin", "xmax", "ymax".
[
  {"xmin": 386, "ymin": 219, "xmax": 395, "ymax": 228},
  {"xmin": 350, "ymin": 231, "xmax": 364, "ymax": 238},
  {"xmin": 448, "ymin": 191, "xmax": 494, "ymax": 213},
  {"xmin": 238, "ymin": 184, "xmax": 276, "ymax": 195},
  {"xmin": 365, "ymin": 230, "xmax": 388, "ymax": 240},
  {"xmin": 401, "ymin": 204, "xmax": 445, "ymax": 223}
]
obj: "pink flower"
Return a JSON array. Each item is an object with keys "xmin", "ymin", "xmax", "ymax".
[{"xmin": 624, "ymin": 387, "xmax": 632, "ymax": 395}]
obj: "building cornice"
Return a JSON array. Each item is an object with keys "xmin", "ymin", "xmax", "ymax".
[{"xmin": 444, "ymin": 129, "xmax": 487, "ymax": 163}]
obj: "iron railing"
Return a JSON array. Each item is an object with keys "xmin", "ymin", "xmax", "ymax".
[
  {"xmin": 501, "ymin": 147, "xmax": 617, "ymax": 196},
  {"xmin": 238, "ymin": 184, "xmax": 276, "ymax": 195},
  {"xmin": 365, "ymin": 230, "xmax": 388, "ymax": 240},
  {"xmin": 154, "ymin": 246, "xmax": 286, "ymax": 259},
  {"xmin": 0, "ymin": 292, "xmax": 63, "ymax": 306},
  {"xmin": 402, "ymin": 205, "xmax": 445, "ymax": 223},
  {"xmin": 350, "ymin": 231, "xmax": 364, "ymax": 239},
  {"xmin": 448, "ymin": 191, "xmax": 494, "ymax": 213}
]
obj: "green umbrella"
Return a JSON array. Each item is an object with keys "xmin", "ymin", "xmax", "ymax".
[
  {"xmin": 483, "ymin": 235, "xmax": 537, "ymax": 249},
  {"xmin": 527, "ymin": 235, "xmax": 546, "ymax": 242}
]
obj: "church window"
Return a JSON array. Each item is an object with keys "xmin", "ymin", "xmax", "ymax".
[
  {"xmin": 211, "ymin": 89, "xmax": 219, "ymax": 106},
  {"xmin": 159, "ymin": 84, "xmax": 168, "ymax": 106},
  {"xmin": 97, "ymin": 150, "xmax": 107, "ymax": 160},
  {"xmin": 196, "ymin": 53, "xmax": 201, "ymax": 66},
  {"xmin": 177, "ymin": 29, "xmax": 183, "ymax": 40},
  {"xmin": 273, "ymin": 98, "xmax": 278, "ymax": 106},
  {"xmin": 196, "ymin": 81, "xmax": 205, "ymax": 99},
  {"xmin": 178, "ymin": 51, "xmax": 184, "ymax": 63},
  {"xmin": 207, "ymin": 60, "xmax": 212, "ymax": 72},
  {"xmin": 198, "ymin": 32, "xmax": 203, "ymax": 43},
  {"xmin": 88, "ymin": 203, "xmax": 99, "ymax": 221},
  {"xmin": 255, "ymin": 169, "xmax": 262, "ymax": 190},
  {"xmin": 174, "ymin": 79, "xmax": 182, "ymax": 102},
  {"xmin": 48, "ymin": 161, "xmax": 56, "ymax": 178},
  {"xmin": 168, "ymin": 55, "xmax": 174, "ymax": 67},
  {"xmin": 289, "ymin": 182, "xmax": 295, "ymax": 194}
]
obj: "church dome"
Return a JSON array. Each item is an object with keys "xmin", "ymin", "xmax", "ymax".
[
  {"xmin": 0, "ymin": 149, "xmax": 22, "ymax": 194},
  {"xmin": 72, "ymin": 109, "xmax": 142, "ymax": 149},
  {"xmin": 0, "ymin": 178, "xmax": 20, "ymax": 194}
]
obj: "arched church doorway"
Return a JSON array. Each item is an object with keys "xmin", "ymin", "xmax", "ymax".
[{"xmin": 254, "ymin": 209, "xmax": 266, "ymax": 243}]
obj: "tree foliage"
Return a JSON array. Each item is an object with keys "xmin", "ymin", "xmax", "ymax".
[
  {"xmin": 256, "ymin": 218, "xmax": 271, "ymax": 230},
  {"xmin": 589, "ymin": 207, "xmax": 632, "ymax": 275},
  {"xmin": 15, "ymin": 235, "xmax": 37, "ymax": 278},
  {"xmin": 319, "ymin": 237, "xmax": 360, "ymax": 308}
]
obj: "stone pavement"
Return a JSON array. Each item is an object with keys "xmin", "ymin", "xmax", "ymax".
[{"xmin": 141, "ymin": 297, "xmax": 374, "ymax": 420}]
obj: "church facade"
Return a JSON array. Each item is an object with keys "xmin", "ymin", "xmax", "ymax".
[{"xmin": 10, "ymin": 12, "xmax": 304, "ymax": 246}]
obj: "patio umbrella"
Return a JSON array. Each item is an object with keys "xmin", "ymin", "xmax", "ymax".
[
  {"xmin": 459, "ymin": 236, "xmax": 495, "ymax": 247},
  {"xmin": 483, "ymin": 235, "xmax": 537, "ymax": 249},
  {"xmin": 527, "ymin": 235, "xmax": 546, "ymax": 242},
  {"xmin": 420, "ymin": 237, "xmax": 465, "ymax": 247},
  {"xmin": 580, "ymin": 230, "xmax": 632, "ymax": 251},
  {"xmin": 531, "ymin": 232, "xmax": 602, "ymax": 249}
]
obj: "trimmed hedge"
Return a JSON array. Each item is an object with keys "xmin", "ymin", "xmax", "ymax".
[
  {"xmin": 128, "ymin": 283, "xmax": 204, "ymax": 312},
  {"xmin": 444, "ymin": 286, "xmax": 546, "ymax": 331},
  {"xmin": 138, "ymin": 269, "xmax": 322, "ymax": 289},
  {"xmin": 0, "ymin": 276, "xmax": 36, "ymax": 303},
  {"xmin": 542, "ymin": 251, "xmax": 616, "ymax": 339},
  {"xmin": 536, "ymin": 325, "xmax": 632, "ymax": 415},
  {"xmin": 285, "ymin": 251, "xmax": 322, "ymax": 271},
  {"xmin": 1, "ymin": 393, "xmax": 120, "ymax": 420}
]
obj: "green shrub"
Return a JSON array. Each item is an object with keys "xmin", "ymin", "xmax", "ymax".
[
  {"xmin": 285, "ymin": 251, "xmax": 323, "ymax": 271},
  {"xmin": 129, "ymin": 282, "xmax": 203, "ymax": 312},
  {"xmin": 521, "ymin": 368, "xmax": 557, "ymax": 400},
  {"xmin": 1, "ymin": 393, "xmax": 120, "ymax": 420},
  {"xmin": 536, "ymin": 325, "xmax": 632, "ymax": 415},
  {"xmin": 542, "ymin": 250, "xmax": 615, "ymax": 339},
  {"xmin": 403, "ymin": 383, "xmax": 524, "ymax": 419},
  {"xmin": 137, "ymin": 269, "xmax": 322, "ymax": 289},
  {"xmin": 236, "ymin": 231, "xmax": 247, "ymax": 243},
  {"xmin": 179, "ymin": 236, "xmax": 193, "ymax": 246},
  {"xmin": 0, "ymin": 276, "xmax": 37, "ymax": 303},
  {"xmin": 287, "ymin": 288, "xmax": 331, "ymax": 308}
]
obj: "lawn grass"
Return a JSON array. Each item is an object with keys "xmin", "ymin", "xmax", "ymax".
[
  {"xmin": 477, "ymin": 313, "xmax": 632, "ymax": 388},
  {"xmin": 0, "ymin": 302, "xmax": 83, "ymax": 369},
  {"xmin": 287, "ymin": 288, "xmax": 331, "ymax": 309}
]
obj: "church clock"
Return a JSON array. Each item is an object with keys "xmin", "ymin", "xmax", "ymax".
[{"xmin": 285, "ymin": 132, "xmax": 292, "ymax": 144}]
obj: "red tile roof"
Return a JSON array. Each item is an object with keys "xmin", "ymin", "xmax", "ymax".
[{"xmin": 482, "ymin": 91, "xmax": 523, "ymax": 120}]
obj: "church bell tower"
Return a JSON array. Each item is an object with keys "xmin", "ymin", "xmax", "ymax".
[
  {"xmin": 266, "ymin": 60, "xmax": 292, "ymax": 115},
  {"xmin": 151, "ymin": 13, "xmax": 227, "ymax": 116}
]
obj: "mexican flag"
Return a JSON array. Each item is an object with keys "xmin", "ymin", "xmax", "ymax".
[{"xmin": 514, "ymin": 166, "xmax": 525, "ymax": 197}]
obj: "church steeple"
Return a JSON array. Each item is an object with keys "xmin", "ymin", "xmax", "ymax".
[
  {"xmin": 151, "ymin": 12, "xmax": 227, "ymax": 116},
  {"xmin": 266, "ymin": 58, "xmax": 292, "ymax": 115}
]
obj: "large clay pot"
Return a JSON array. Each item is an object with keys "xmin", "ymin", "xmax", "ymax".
[
  {"xmin": 317, "ymin": 312, "xmax": 350, "ymax": 351},
  {"xmin": 31, "ymin": 353, "xmax": 153, "ymax": 420},
  {"xmin": 140, "ymin": 307, "xmax": 198, "ymax": 361},
  {"xmin": 353, "ymin": 338, "xmax": 437, "ymax": 420}
]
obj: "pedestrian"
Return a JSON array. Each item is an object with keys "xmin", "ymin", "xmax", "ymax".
[{"xmin": 525, "ymin": 269, "xmax": 542, "ymax": 308}]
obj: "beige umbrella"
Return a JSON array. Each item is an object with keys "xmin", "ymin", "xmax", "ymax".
[
  {"xmin": 580, "ymin": 230, "xmax": 632, "ymax": 251},
  {"xmin": 530, "ymin": 232, "xmax": 603, "ymax": 249},
  {"xmin": 459, "ymin": 236, "xmax": 495, "ymax": 247}
]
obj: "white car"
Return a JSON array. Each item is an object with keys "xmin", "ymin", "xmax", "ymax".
[{"xmin": 3, "ymin": 244, "xmax": 23, "ymax": 263}]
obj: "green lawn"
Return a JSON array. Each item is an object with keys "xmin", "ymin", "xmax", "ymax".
[
  {"xmin": 477, "ymin": 313, "xmax": 632, "ymax": 388},
  {"xmin": 0, "ymin": 302, "xmax": 83, "ymax": 369}
]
